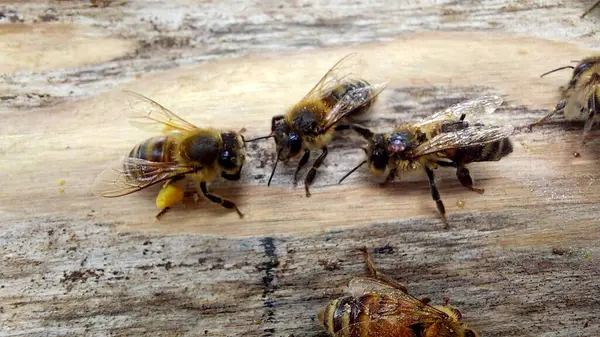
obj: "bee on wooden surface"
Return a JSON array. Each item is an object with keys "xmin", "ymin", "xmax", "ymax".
[
  {"xmin": 527, "ymin": 57, "xmax": 600, "ymax": 147},
  {"xmin": 339, "ymin": 96, "xmax": 514, "ymax": 227},
  {"xmin": 93, "ymin": 91, "xmax": 247, "ymax": 219},
  {"xmin": 582, "ymin": 1, "xmax": 600, "ymax": 18},
  {"xmin": 317, "ymin": 247, "xmax": 479, "ymax": 337},
  {"xmin": 249, "ymin": 53, "xmax": 387, "ymax": 197}
]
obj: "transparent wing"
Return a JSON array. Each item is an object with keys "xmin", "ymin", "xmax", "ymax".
[
  {"xmin": 347, "ymin": 276, "xmax": 408, "ymax": 297},
  {"xmin": 414, "ymin": 95, "xmax": 504, "ymax": 128},
  {"xmin": 321, "ymin": 81, "xmax": 388, "ymax": 131},
  {"xmin": 412, "ymin": 125, "xmax": 514, "ymax": 157},
  {"xmin": 123, "ymin": 90, "xmax": 199, "ymax": 134},
  {"xmin": 564, "ymin": 84, "xmax": 592, "ymax": 120},
  {"xmin": 92, "ymin": 157, "xmax": 195, "ymax": 198},
  {"xmin": 302, "ymin": 53, "xmax": 364, "ymax": 102}
]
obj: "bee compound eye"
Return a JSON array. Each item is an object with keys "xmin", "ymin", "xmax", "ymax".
[{"xmin": 289, "ymin": 132, "xmax": 302, "ymax": 155}]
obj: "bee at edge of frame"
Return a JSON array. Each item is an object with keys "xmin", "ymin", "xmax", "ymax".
[
  {"xmin": 526, "ymin": 56, "xmax": 600, "ymax": 150},
  {"xmin": 317, "ymin": 247, "xmax": 480, "ymax": 337},
  {"xmin": 338, "ymin": 95, "xmax": 514, "ymax": 228},
  {"xmin": 92, "ymin": 91, "xmax": 251, "ymax": 219},
  {"xmin": 246, "ymin": 53, "xmax": 388, "ymax": 197}
]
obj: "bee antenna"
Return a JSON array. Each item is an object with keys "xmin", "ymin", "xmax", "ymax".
[
  {"xmin": 244, "ymin": 134, "xmax": 274, "ymax": 143},
  {"xmin": 540, "ymin": 66, "xmax": 575, "ymax": 78},
  {"xmin": 338, "ymin": 160, "xmax": 367, "ymax": 184},
  {"xmin": 582, "ymin": 2, "xmax": 600, "ymax": 18},
  {"xmin": 267, "ymin": 150, "xmax": 281, "ymax": 187}
]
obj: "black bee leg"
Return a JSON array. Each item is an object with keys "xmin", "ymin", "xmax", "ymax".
[
  {"xmin": 358, "ymin": 246, "xmax": 408, "ymax": 293},
  {"xmin": 155, "ymin": 207, "xmax": 171, "ymax": 219},
  {"xmin": 349, "ymin": 124, "xmax": 374, "ymax": 139},
  {"xmin": 424, "ymin": 167, "xmax": 448, "ymax": 228},
  {"xmin": 582, "ymin": 0, "xmax": 600, "ymax": 18},
  {"xmin": 304, "ymin": 147, "xmax": 328, "ymax": 197},
  {"xmin": 380, "ymin": 168, "xmax": 396, "ymax": 187},
  {"xmin": 293, "ymin": 149, "xmax": 311, "ymax": 186},
  {"xmin": 523, "ymin": 99, "xmax": 566, "ymax": 130},
  {"xmin": 582, "ymin": 96, "xmax": 597, "ymax": 145},
  {"xmin": 199, "ymin": 181, "xmax": 244, "ymax": 218},
  {"xmin": 334, "ymin": 124, "xmax": 351, "ymax": 131},
  {"xmin": 456, "ymin": 165, "xmax": 485, "ymax": 194}
]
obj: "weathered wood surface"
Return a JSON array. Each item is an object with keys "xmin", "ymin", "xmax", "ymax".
[{"xmin": 1, "ymin": 1, "xmax": 600, "ymax": 336}]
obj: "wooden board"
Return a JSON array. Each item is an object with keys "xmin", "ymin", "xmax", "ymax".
[{"xmin": 1, "ymin": 1, "xmax": 600, "ymax": 336}]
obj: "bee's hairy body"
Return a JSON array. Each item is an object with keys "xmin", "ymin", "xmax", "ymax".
[
  {"xmin": 319, "ymin": 294, "xmax": 468, "ymax": 337},
  {"xmin": 126, "ymin": 129, "xmax": 234, "ymax": 184},
  {"xmin": 124, "ymin": 128, "xmax": 245, "ymax": 218},
  {"xmin": 370, "ymin": 123, "xmax": 513, "ymax": 178},
  {"xmin": 532, "ymin": 56, "xmax": 600, "ymax": 146},
  {"xmin": 285, "ymin": 79, "xmax": 374, "ymax": 153},
  {"xmin": 270, "ymin": 76, "xmax": 382, "ymax": 197}
]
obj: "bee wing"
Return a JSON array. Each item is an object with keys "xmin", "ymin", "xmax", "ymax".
[
  {"xmin": 92, "ymin": 157, "xmax": 195, "ymax": 198},
  {"xmin": 302, "ymin": 53, "xmax": 363, "ymax": 102},
  {"xmin": 123, "ymin": 90, "xmax": 199, "ymax": 134},
  {"xmin": 321, "ymin": 81, "xmax": 388, "ymax": 130},
  {"xmin": 414, "ymin": 95, "xmax": 504, "ymax": 128},
  {"xmin": 412, "ymin": 125, "xmax": 514, "ymax": 157},
  {"xmin": 565, "ymin": 84, "xmax": 591, "ymax": 119},
  {"xmin": 347, "ymin": 276, "xmax": 408, "ymax": 297},
  {"xmin": 331, "ymin": 295, "xmax": 454, "ymax": 337}
]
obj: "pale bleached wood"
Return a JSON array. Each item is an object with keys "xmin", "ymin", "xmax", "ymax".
[{"xmin": 1, "ymin": 1, "xmax": 600, "ymax": 337}]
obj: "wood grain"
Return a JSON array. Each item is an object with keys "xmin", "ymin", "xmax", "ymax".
[{"xmin": 1, "ymin": 1, "xmax": 600, "ymax": 336}]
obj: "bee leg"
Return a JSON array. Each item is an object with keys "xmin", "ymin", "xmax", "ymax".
[
  {"xmin": 293, "ymin": 149, "xmax": 311, "ymax": 186},
  {"xmin": 198, "ymin": 181, "xmax": 244, "ymax": 218},
  {"xmin": 523, "ymin": 99, "xmax": 566, "ymax": 130},
  {"xmin": 379, "ymin": 168, "xmax": 396, "ymax": 187},
  {"xmin": 156, "ymin": 207, "xmax": 171, "ymax": 219},
  {"xmin": 582, "ymin": 96, "xmax": 597, "ymax": 145},
  {"xmin": 424, "ymin": 167, "xmax": 448, "ymax": 228},
  {"xmin": 456, "ymin": 166, "xmax": 485, "ymax": 194},
  {"xmin": 582, "ymin": 0, "xmax": 600, "ymax": 18},
  {"xmin": 304, "ymin": 147, "xmax": 328, "ymax": 197},
  {"xmin": 358, "ymin": 247, "xmax": 408, "ymax": 293},
  {"xmin": 155, "ymin": 175, "xmax": 186, "ymax": 220}
]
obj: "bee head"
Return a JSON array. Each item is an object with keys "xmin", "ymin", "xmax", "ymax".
[
  {"xmin": 271, "ymin": 115, "xmax": 302, "ymax": 161},
  {"xmin": 219, "ymin": 131, "xmax": 246, "ymax": 174},
  {"xmin": 367, "ymin": 133, "xmax": 389, "ymax": 173},
  {"xmin": 387, "ymin": 131, "xmax": 414, "ymax": 157}
]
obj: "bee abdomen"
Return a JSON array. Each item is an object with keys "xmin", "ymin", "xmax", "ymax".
[
  {"xmin": 319, "ymin": 294, "xmax": 382, "ymax": 336},
  {"xmin": 455, "ymin": 138, "xmax": 513, "ymax": 164},
  {"xmin": 325, "ymin": 79, "xmax": 374, "ymax": 118},
  {"xmin": 126, "ymin": 136, "xmax": 176, "ymax": 180}
]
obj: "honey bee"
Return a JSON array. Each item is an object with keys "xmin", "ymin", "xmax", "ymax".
[
  {"xmin": 527, "ymin": 57, "xmax": 600, "ymax": 147},
  {"xmin": 93, "ymin": 91, "xmax": 247, "ymax": 219},
  {"xmin": 250, "ymin": 53, "xmax": 387, "ymax": 197},
  {"xmin": 582, "ymin": 1, "xmax": 600, "ymax": 18},
  {"xmin": 339, "ymin": 96, "xmax": 514, "ymax": 227},
  {"xmin": 317, "ymin": 247, "xmax": 479, "ymax": 337}
]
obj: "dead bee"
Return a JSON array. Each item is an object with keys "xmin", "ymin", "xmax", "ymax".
[
  {"xmin": 93, "ymin": 91, "xmax": 248, "ymax": 219},
  {"xmin": 527, "ymin": 57, "xmax": 600, "ymax": 147},
  {"xmin": 249, "ymin": 53, "xmax": 387, "ymax": 197},
  {"xmin": 582, "ymin": 1, "xmax": 600, "ymax": 18},
  {"xmin": 317, "ymin": 247, "xmax": 479, "ymax": 337},
  {"xmin": 339, "ymin": 96, "xmax": 513, "ymax": 227}
]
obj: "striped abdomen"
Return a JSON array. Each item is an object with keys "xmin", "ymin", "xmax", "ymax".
[
  {"xmin": 125, "ymin": 136, "xmax": 177, "ymax": 181},
  {"xmin": 453, "ymin": 138, "xmax": 513, "ymax": 165},
  {"xmin": 324, "ymin": 79, "xmax": 374, "ymax": 117},
  {"xmin": 318, "ymin": 294, "xmax": 407, "ymax": 337}
]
